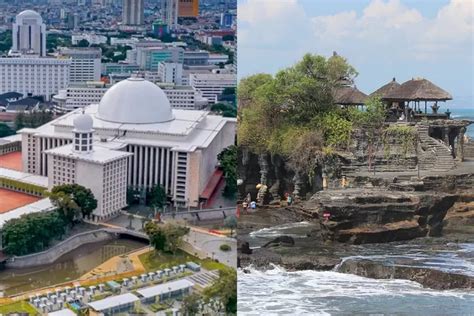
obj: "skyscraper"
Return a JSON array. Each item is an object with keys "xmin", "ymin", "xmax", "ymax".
[
  {"xmin": 178, "ymin": 0, "xmax": 199, "ymax": 18},
  {"xmin": 162, "ymin": 0, "xmax": 178, "ymax": 30},
  {"xmin": 11, "ymin": 10, "xmax": 47, "ymax": 56},
  {"xmin": 122, "ymin": 0, "xmax": 144, "ymax": 26}
]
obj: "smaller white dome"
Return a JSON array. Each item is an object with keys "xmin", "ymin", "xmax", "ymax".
[{"xmin": 73, "ymin": 113, "xmax": 93, "ymax": 132}]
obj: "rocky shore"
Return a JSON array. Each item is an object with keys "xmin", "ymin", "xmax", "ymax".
[{"xmin": 238, "ymin": 189, "xmax": 474, "ymax": 290}]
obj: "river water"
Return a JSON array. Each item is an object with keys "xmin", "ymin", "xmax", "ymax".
[
  {"xmin": 239, "ymin": 222, "xmax": 474, "ymax": 315},
  {"xmin": 0, "ymin": 238, "xmax": 145, "ymax": 296}
]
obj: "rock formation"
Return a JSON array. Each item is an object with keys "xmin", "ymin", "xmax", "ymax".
[{"xmin": 305, "ymin": 188, "xmax": 457, "ymax": 244}]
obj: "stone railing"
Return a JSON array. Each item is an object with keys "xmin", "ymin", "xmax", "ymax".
[{"xmin": 5, "ymin": 229, "xmax": 116, "ymax": 269}]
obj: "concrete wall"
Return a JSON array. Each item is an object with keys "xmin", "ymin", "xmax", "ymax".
[
  {"xmin": 198, "ymin": 120, "xmax": 236, "ymax": 193},
  {"xmin": 76, "ymin": 160, "xmax": 104, "ymax": 219},
  {"xmin": 464, "ymin": 142, "xmax": 474, "ymax": 158},
  {"xmin": 6, "ymin": 229, "xmax": 115, "ymax": 269},
  {"xmin": 0, "ymin": 140, "xmax": 21, "ymax": 155}
]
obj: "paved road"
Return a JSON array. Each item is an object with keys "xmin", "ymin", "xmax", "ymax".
[
  {"xmin": 185, "ymin": 229, "xmax": 237, "ymax": 268},
  {"xmin": 104, "ymin": 214, "xmax": 237, "ymax": 268}
]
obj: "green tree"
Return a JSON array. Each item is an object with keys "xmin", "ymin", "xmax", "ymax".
[
  {"xmin": 148, "ymin": 185, "xmax": 167, "ymax": 209},
  {"xmin": 0, "ymin": 123, "xmax": 14, "ymax": 137},
  {"xmin": 218, "ymin": 145, "xmax": 237, "ymax": 197},
  {"xmin": 181, "ymin": 292, "xmax": 202, "ymax": 315},
  {"xmin": 203, "ymin": 267, "xmax": 237, "ymax": 314},
  {"xmin": 144, "ymin": 221, "xmax": 167, "ymax": 251},
  {"xmin": 211, "ymin": 103, "xmax": 236, "ymax": 118},
  {"xmin": 14, "ymin": 110, "xmax": 54, "ymax": 130},
  {"xmin": 14, "ymin": 112, "xmax": 26, "ymax": 130},
  {"xmin": 49, "ymin": 191, "xmax": 81, "ymax": 224},
  {"xmin": 144, "ymin": 221, "xmax": 189, "ymax": 254},
  {"xmin": 0, "ymin": 31, "xmax": 12, "ymax": 53},
  {"xmin": 127, "ymin": 186, "xmax": 139, "ymax": 205},
  {"xmin": 224, "ymin": 215, "xmax": 237, "ymax": 236},
  {"xmin": 222, "ymin": 87, "xmax": 235, "ymax": 95},
  {"xmin": 238, "ymin": 53, "xmax": 359, "ymax": 180},
  {"xmin": 76, "ymin": 39, "xmax": 90, "ymax": 47},
  {"xmin": 162, "ymin": 222, "xmax": 190, "ymax": 254},
  {"xmin": 349, "ymin": 95, "xmax": 386, "ymax": 170},
  {"xmin": 2, "ymin": 211, "xmax": 66, "ymax": 256},
  {"xmin": 50, "ymin": 184, "xmax": 97, "ymax": 221}
]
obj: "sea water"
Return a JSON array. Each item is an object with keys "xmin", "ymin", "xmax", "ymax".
[
  {"xmin": 239, "ymin": 222, "xmax": 474, "ymax": 315},
  {"xmin": 451, "ymin": 105, "xmax": 474, "ymax": 138},
  {"xmin": 238, "ymin": 266, "xmax": 474, "ymax": 315}
]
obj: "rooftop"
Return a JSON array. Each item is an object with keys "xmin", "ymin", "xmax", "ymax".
[
  {"xmin": 0, "ymin": 167, "xmax": 48, "ymax": 188},
  {"xmin": 87, "ymin": 293, "xmax": 139, "ymax": 311},
  {"xmin": 23, "ymin": 104, "xmax": 235, "ymax": 153},
  {"xmin": 0, "ymin": 198, "xmax": 53, "ymax": 228},
  {"xmin": 0, "ymin": 188, "xmax": 41, "ymax": 214},
  {"xmin": 136, "ymin": 279, "xmax": 194, "ymax": 299},
  {"xmin": 383, "ymin": 78, "xmax": 452, "ymax": 101},
  {"xmin": 45, "ymin": 143, "xmax": 132, "ymax": 164}
]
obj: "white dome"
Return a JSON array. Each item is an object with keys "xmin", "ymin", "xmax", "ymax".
[
  {"xmin": 17, "ymin": 10, "xmax": 42, "ymax": 20},
  {"xmin": 97, "ymin": 78, "xmax": 174, "ymax": 124},
  {"xmin": 73, "ymin": 113, "xmax": 93, "ymax": 132}
]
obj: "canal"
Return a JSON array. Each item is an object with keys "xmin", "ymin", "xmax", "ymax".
[{"xmin": 0, "ymin": 238, "xmax": 146, "ymax": 296}]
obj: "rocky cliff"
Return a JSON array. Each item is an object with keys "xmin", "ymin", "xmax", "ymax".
[{"xmin": 305, "ymin": 189, "xmax": 457, "ymax": 244}]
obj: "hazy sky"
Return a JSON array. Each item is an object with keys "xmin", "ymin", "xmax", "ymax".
[{"xmin": 238, "ymin": 0, "xmax": 473, "ymax": 107}]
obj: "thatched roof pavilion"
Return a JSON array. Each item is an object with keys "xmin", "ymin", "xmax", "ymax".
[
  {"xmin": 383, "ymin": 78, "xmax": 452, "ymax": 101},
  {"xmin": 370, "ymin": 78, "xmax": 401, "ymax": 98},
  {"xmin": 333, "ymin": 85, "xmax": 368, "ymax": 106},
  {"xmin": 382, "ymin": 77, "xmax": 453, "ymax": 116}
]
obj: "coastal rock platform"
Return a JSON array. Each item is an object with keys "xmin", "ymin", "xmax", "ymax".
[{"xmin": 305, "ymin": 189, "xmax": 457, "ymax": 244}]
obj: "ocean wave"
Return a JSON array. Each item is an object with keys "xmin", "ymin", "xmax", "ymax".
[
  {"xmin": 248, "ymin": 221, "xmax": 313, "ymax": 239},
  {"xmin": 238, "ymin": 265, "xmax": 474, "ymax": 315}
]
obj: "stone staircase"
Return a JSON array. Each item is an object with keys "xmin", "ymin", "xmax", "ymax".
[{"xmin": 417, "ymin": 125, "xmax": 456, "ymax": 172}]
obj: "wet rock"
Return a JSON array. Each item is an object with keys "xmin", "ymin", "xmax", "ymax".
[
  {"xmin": 263, "ymin": 236, "xmax": 295, "ymax": 248},
  {"xmin": 281, "ymin": 255, "xmax": 341, "ymax": 271},
  {"xmin": 337, "ymin": 258, "xmax": 474, "ymax": 290},
  {"xmin": 305, "ymin": 189, "xmax": 457, "ymax": 244},
  {"xmin": 238, "ymin": 240, "xmax": 253, "ymax": 255}
]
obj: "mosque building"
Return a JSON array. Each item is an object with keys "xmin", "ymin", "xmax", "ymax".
[{"xmin": 19, "ymin": 78, "xmax": 236, "ymax": 218}]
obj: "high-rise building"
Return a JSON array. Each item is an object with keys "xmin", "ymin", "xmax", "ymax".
[
  {"xmin": 59, "ymin": 47, "xmax": 102, "ymax": 84},
  {"xmin": 162, "ymin": 0, "xmax": 178, "ymax": 30},
  {"xmin": 122, "ymin": 0, "xmax": 144, "ymax": 26},
  {"xmin": 158, "ymin": 62, "xmax": 183, "ymax": 85},
  {"xmin": 188, "ymin": 72, "xmax": 236, "ymax": 104},
  {"xmin": 178, "ymin": 0, "xmax": 199, "ymax": 18},
  {"xmin": 0, "ymin": 58, "xmax": 70, "ymax": 101},
  {"xmin": 11, "ymin": 10, "xmax": 47, "ymax": 56}
]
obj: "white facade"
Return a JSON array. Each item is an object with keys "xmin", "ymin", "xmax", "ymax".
[
  {"xmin": 45, "ymin": 114, "xmax": 131, "ymax": 220},
  {"xmin": 158, "ymin": 62, "xmax": 183, "ymax": 85},
  {"xmin": 0, "ymin": 57, "xmax": 70, "ymax": 101},
  {"xmin": 20, "ymin": 78, "xmax": 236, "ymax": 208},
  {"xmin": 159, "ymin": 84, "xmax": 208, "ymax": 110},
  {"xmin": 122, "ymin": 0, "xmax": 144, "ymax": 26},
  {"xmin": 188, "ymin": 73, "xmax": 236, "ymax": 104},
  {"xmin": 59, "ymin": 47, "xmax": 102, "ymax": 84},
  {"xmin": 52, "ymin": 83, "xmax": 108, "ymax": 112},
  {"xmin": 12, "ymin": 10, "xmax": 46, "ymax": 57},
  {"xmin": 72, "ymin": 34, "xmax": 107, "ymax": 45},
  {"xmin": 53, "ymin": 81, "xmax": 206, "ymax": 112}
]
